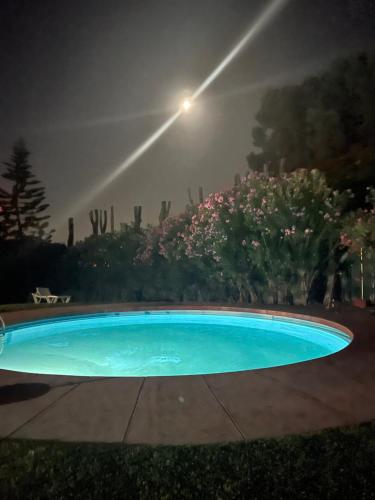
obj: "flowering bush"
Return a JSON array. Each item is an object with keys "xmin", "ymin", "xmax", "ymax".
[
  {"xmin": 134, "ymin": 209, "xmax": 228, "ymax": 301},
  {"xmin": 182, "ymin": 186, "xmax": 259, "ymax": 302},
  {"xmin": 180, "ymin": 169, "xmax": 347, "ymax": 304},
  {"xmin": 341, "ymin": 188, "xmax": 375, "ymax": 301},
  {"xmin": 69, "ymin": 170, "xmax": 355, "ymax": 305},
  {"xmin": 341, "ymin": 188, "xmax": 375, "ymax": 254},
  {"xmin": 242, "ymin": 169, "xmax": 347, "ymax": 304}
]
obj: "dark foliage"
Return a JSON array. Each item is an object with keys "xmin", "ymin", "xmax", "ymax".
[
  {"xmin": 0, "ymin": 239, "xmax": 69, "ymax": 304},
  {"xmin": 247, "ymin": 52, "xmax": 375, "ymax": 201}
]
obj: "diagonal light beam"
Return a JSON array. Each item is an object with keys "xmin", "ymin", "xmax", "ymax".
[
  {"xmin": 192, "ymin": 0, "xmax": 290, "ymax": 100},
  {"xmin": 59, "ymin": 0, "xmax": 290, "ymax": 225},
  {"xmin": 59, "ymin": 111, "xmax": 181, "ymax": 224}
]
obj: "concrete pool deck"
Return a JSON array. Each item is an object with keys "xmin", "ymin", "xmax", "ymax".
[{"xmin": 0, "ymin": 304, "xmax": 374, "ymax": 445}]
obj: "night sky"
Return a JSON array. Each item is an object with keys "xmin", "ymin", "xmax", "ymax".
[{"xmin": 0, "ymin": 0, "xmax": 374, "ymax": 242}]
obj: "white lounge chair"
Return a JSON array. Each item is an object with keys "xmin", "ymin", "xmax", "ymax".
[{"xmin": 32, "ymin": 287, "xmax": 71, "ymax": 304}]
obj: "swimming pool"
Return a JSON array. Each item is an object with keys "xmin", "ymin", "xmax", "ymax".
[{"xmin": 0, "ymin": 310, "xmax": 351, "ymax": 377}]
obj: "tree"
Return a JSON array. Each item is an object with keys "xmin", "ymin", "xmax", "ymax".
[
  {"xmin": 0, "ymin": 139, "xmax": 53, "ymax": 240},
  {"xmin": 247, "ymin": 52, "xmax": 375, "ymax": 179},
  {"xmin": 0, "ymin": 185, "xmax": 11, "ymax": 239},
  {"xmin": 305, "ymin": 108, "xmax": 345, "ymax": 161}
]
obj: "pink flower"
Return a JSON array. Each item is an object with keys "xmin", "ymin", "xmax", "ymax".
[{"xmin": 340, "ymin": 233, "xmax": 352, "ymax": 247}]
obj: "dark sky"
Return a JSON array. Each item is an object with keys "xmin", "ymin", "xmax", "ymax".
[{"xmin": 0, "ymin": 0, "xmax": 374, "ymax": 242}]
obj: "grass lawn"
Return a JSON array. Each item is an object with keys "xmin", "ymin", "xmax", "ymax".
[{"xmin": 1, "ymin": 421, "xmax": 375, "ymax": 499}]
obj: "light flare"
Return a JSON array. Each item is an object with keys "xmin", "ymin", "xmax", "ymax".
[
  {"xmin": 36, "ymin": 106, "xmax": 172, "ymax": 134},
  {"xmin": 60, "ymin": 0, "xmax": 290, "ymax": 224},
  {"xmin": 191, "ymin": 0, "xmax": 290, "ymax": 100},
  {"xmin": 181, "ymin": 98, "xmax": 192, "ymax": 112},
  {"xmin": 56, "ymin": 111, "xmax": 180, "ymax": 226}
]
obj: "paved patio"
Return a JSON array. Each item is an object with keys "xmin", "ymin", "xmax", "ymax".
[{"xmin": 0, "ymin": 304, "xmax": 374, "ymax": 445}]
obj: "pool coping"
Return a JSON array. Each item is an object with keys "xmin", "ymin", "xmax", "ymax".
[{"xmin": 0, "ymin": 303, "xmax": 374, "ymax": 445}]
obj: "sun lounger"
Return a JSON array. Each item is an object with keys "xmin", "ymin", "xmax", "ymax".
[{"xmin": 32, "ymin": 287, "xmax": 71, "ymax": 304}]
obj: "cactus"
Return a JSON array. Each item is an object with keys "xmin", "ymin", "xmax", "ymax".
[
  {"xmin": 89, "ymin": 209, "xmax": 99, "ymax": 236},
  {"xmin": 67, "ymin": 217, "xmax": 74, "ymax": 247},
  {"xmin": 133, "ymin": 206, "xmax": 142, "ymax": 230},
  {"xmin": 198, "ymin": 186, "xmax": 204, "ymax": 204},
  {"xmin": 89, "ymin": 209, "xmax": 108, "ymax": 235},
  {"xmin": 187, "ymin": 187, "xmax": 194, "ymax": 206},
  {"xmin": 159, "ymin": 200, "xmax": 171, "ymax": 225},
  {"xmin": 110, "ymin": 205, "xmax": 115, "ymax": 233},
  {"xmin": 187, "ymin": 187, "xmax": 204, "ymax": 206},
  {"xmin": 99, "ymin": 209, "xmax": 108, "ymax": 234}
]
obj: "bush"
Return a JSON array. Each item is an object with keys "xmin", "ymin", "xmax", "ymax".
[{"xmin": 182, "ymin": 170, "xmax": 348, "ymax": 305}]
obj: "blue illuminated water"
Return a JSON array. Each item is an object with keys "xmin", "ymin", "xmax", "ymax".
[{"xmin": 0, "ymin": 311, "xmax": 351, "ymax": 377}]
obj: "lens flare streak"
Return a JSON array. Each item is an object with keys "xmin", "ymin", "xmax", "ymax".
[
  {"xmin": 192, "ymin": 0, "xmax": 290, "ymax": 100},
  {"xmin": 89, "ymin": 111, "xmax": 181, "ymax": 200},
  {"xmin": 60, "ymin": 111, "xmax": 181, "ymax": 222},
  {"xmin": 61, "ymin": 0, "xmax": 290, "ymax": 222}
]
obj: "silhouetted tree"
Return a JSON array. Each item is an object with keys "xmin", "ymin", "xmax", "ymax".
[
  {"xmin": 0, "ymin": 139, "xmax": 53, "ymax": 240},
  {"xmin": 0, "ymin": 185, "xmax": 11, "ymax": 239},
  {"xmin": 247, "ymin": 52, "xmax": 375, "ymax": 173}
]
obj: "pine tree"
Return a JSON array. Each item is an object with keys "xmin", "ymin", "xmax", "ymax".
[
  {"xmin": 0, "ymin": 185, "xmax": 11, "ymax": 239},
  {"xmin": 0, "ymin": 139, "xmax": 53, "ymax": 240}
]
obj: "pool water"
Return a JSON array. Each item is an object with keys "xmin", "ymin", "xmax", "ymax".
[{"xmin": 0, "ymin": 311, "xmax": 351, "ymax": 377}]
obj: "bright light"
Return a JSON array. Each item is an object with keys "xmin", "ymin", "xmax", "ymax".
[
  {"xmin": 58, "ymin": 0, "xmax": 290, "ymax": 227},
  {"xmin": 181, "ymin": 98, "xmax": 192, "ymax": 112}
]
